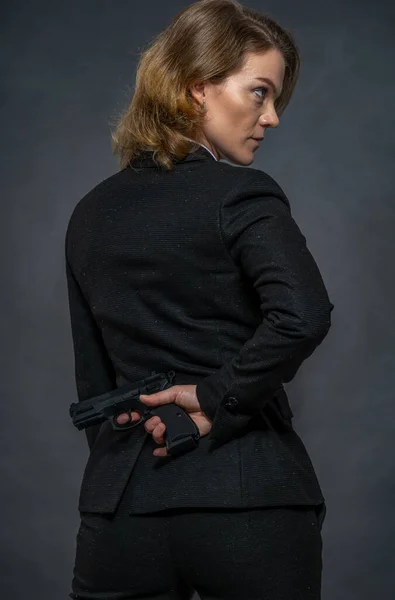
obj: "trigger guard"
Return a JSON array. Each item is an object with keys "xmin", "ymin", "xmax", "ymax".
[{"xmin": 111, "ymin": 409, "xmax": 144, "ymax": 431}]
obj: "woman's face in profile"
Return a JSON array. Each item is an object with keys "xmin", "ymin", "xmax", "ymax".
[{"xmin": 191, "ymin": 48, "xmax": 285, "ymax": 165}]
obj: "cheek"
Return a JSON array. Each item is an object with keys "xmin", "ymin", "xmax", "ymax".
[{"xmin": 216, "ymin": 96, "xmax": 253, "ymax": 130}]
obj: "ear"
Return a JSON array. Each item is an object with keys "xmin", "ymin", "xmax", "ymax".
[{"xmin": 188, "ymin": 81, "xmax": 205, "ymax": 106}]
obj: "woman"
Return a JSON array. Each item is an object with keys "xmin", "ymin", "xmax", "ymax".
[{"xmin": 66, "ymin": 0, "xmax": 334, "ymax": 598}]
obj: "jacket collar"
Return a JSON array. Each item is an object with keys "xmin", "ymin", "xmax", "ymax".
[{"xmin": 127, "ymin": 145, "xmax": 217, "ymax": 169}]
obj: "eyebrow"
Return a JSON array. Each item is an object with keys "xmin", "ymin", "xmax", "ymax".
[{"xmin": 254, "ymin": 77, "xmax": 282, "ymax": 98}]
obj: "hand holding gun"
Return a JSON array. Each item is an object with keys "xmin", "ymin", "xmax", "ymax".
[
  {"xmin": 117, "ymin": 382, "xmax": 213, "ymax": 457},
  {"xmin": 69, "ymin": 371, "xmax": 200, "ymax": 457}
]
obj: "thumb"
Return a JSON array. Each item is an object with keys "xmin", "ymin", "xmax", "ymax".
[{"xmin": 139, "ymin": 386, "xmax": 179, "ymax": 406}]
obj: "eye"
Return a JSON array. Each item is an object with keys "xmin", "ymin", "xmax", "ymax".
[{"xmin": 254, "ymin": 87, "xmax": 268, "ymax": 100}]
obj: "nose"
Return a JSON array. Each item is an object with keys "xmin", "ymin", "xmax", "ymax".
[{"xmin": 259, "ymin": 106, "xmax": 280, "ymax": 129}]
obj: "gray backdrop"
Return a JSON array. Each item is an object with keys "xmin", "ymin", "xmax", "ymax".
[{"xmin": 2, "ymin": 0, "xmax": 394, "ymax": 598}]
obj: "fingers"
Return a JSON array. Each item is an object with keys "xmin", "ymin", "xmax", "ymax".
[
  {"xmin": 140, "ymin": 386, "xmax": 179, "ymax": 406},
  {"xmin": 145, "ymin": 416, "xmax": 167, "ymax": 456},
  {"xmin": 153, "ymin": 446, "xmax": 168, "ymax": 457},
  {"xmin": 115, "ymin": 411, "xmax": 168, "ymax": 456},
  {"xmin": 146, "ymin": 417, "xmax": 166, "ymax": 445},
  {"xmin": 144, "ymin": 415, "xmax": 161, "ymax": 433},
  {"xmin": 116, "ymin": 411, "xmax": 141, "ymax": 425}
]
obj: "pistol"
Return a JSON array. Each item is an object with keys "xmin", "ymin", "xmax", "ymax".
[{"xmin": 69, "ymin": 370, "xmax": 200, "ymax": 456}]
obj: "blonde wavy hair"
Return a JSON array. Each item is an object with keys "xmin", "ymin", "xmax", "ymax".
[{"xmin": 111, "ymin": 0, "xmax": 300, "ymax": 171}]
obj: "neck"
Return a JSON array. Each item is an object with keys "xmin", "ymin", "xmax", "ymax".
[{"xmin": 186, "ymin": 137, "xmax": 220, "ymax": 161}]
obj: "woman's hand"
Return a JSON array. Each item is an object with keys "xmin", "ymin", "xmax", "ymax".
[{"xmin": 115, "ymin": 384, "xmax": 212, "ymax": 457}]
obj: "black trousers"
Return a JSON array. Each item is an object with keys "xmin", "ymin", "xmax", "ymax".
[{"xmin": 69, "ymin": 488, "xmax": 326, "ymax": 600}]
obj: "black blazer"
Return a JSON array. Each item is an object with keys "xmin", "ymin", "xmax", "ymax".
[{"xmin": 65, "ymin": 145, "xmax": 334, "ymax": 515}]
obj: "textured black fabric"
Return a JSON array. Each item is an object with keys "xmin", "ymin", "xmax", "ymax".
[
  {"xmin": 65, "ymin": 145, "xmax": 334, "ymax": 514},
  {"xmin": 70, "ymin": 502, "xmax": 324, "ymax": 600}
]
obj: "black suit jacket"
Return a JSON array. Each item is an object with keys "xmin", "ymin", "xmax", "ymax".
[{"xmin": 65, "ymin": 145, "xmax": 334, "ymax": 514}]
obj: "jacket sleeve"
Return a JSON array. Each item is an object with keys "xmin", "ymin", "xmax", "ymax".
[
  {"xmin": 65, "ymin": 234, "xmax": 117, "ymax": 451},
  {"xmin": 195, "ymin": 170, "xmax": 334, "ymax": 444}
]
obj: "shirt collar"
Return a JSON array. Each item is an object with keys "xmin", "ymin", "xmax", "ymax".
[
  {"xmin": 185, "ymin": 139, "xmax": 219, "ymax": 161},
  {"xmin": 127, "ymin": 142, "xmax": 218, "ymax": 169}
]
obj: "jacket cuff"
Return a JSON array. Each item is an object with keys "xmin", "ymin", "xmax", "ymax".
[{"xmin": 196, "ymin": 379, "xmax": 251, "ymax": 443}]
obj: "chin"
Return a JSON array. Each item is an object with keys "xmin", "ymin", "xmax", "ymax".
[{"xmin": 222, "ymin": 149, "xmax": 255, "ymax": 166}]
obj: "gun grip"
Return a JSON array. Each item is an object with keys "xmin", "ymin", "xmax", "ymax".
[{"xmin": 150, "ymin": 404, "xmax": 200, "ymax": 456}]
